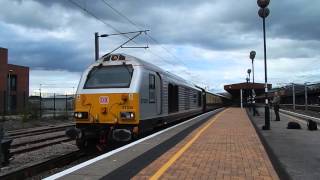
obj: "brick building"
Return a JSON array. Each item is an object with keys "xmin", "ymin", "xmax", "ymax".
[{"xmin": 0, "ymin": 47, "xmax": 29, "ymax": 114}]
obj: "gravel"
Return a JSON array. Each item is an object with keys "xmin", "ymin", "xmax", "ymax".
[
  {"xmin": 12, "ymin": 131, "xmax": 66, "ymax": 146},
  {"xmin": 2, "ymin": 117, "xmax": 73, "ymax": 131},
  {"xmin": 0, "ymin": 141, "xmax": 78, "ymax": 176}
]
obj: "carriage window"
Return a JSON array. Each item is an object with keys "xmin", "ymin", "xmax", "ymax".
[
  {"xmin": 149, "ymin": 74, "xmax": 156, "ymax": 103},
  {"xmin": 84, "ymin": 65, "xmax": 133, "ymax": 89},
  {"xmin": 198, "ymin": 91, "xmax": 202, "ymax": 107},
  {"xmin": 168, "ymin": 84, "xmax": 179, "ymax": 113}
]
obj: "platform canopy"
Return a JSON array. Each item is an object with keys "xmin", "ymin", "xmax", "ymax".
[{"xmin": 224, "ymin": 82, "xmax": 272, "ymax": 98}]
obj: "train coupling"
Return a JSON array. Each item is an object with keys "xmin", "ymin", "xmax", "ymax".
[
  {"xmin": 112, "ymin": 129, "xmax": 132, "ymax": 142},
  {"xmin": 65, "ymin": 127, "xmax": 81, "ymax": 140}
]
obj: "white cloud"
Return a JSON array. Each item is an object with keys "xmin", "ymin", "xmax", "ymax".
[
  {"xmin": 1, "ymin": 0, "xmax": 319, "ymax": 94},
  {"xmin": 30, "ymin": 70, "xmax": 81, "ymax": 95}
]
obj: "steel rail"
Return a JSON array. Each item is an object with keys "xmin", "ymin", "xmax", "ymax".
[{"xmin": 0, "ymin": 150, "xmax": 84, "ymax": 180}]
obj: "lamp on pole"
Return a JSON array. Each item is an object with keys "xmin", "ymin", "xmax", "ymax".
[
  {"xmin": 292, "ymin": 83, "xmax": 295, "ymax": 111},
  {"xmin": 247, "ymin": 69, "xmax": 251, "ymax": 82},
  {"xmin": 39, "ymin": 84, "xmax": 42, "ymax": 118},
  {"xmin": 7, "ymin": 70, "xmax": 13, "ymax": 113},
  {"xmin": 257, "ymin": 0, "xmax": 271, "ymax": 130},
  {"xmin": 246, "ymin": 77, "xmax": 250, "ymax": 107},
  {"xmin": 304, "ymin": 82, "xmax": 309, "ymax": 110},
  {"xmin": 250, "ymin": 51, "xmax": 256, "ymax": 84},
  {"xmin": 247, "ymin": 69, "xmax": 252, "ymax": 108}
]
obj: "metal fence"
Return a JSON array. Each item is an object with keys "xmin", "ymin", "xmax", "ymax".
[
  {"xmin": 0, "ymin": 91, "xmax": 74, "ymax": 120},
  {"xmin": 0, "ymin": 91, "xmax": 28, "ymax": 116},
  {"xmin": 274, "ymin": 82, "xmax": 320, "ymax": 111}
]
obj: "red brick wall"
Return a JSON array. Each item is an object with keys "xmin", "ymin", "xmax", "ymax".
[
  {"xmin": 8, "ymin": 64, "xmax": 29, "ymax": 112},
  {"xmin": 0, "ymin": 47, "xmax": 29, "ymax": 113},
  {"xmin": 0, "ymin": 48, "xmax": 8, "ymax": 92},
  {"xmin": 0, "ymin": 48, "xmax": 8, "ymax": 113}
]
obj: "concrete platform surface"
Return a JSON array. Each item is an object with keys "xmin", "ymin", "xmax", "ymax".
[
  {"xmin": 133, "ymin": 108, "xmax": 279, "ymax": 180},
  {"xmin": 248, "ymin": 108, "xmax": 320, "ymax": 180}
]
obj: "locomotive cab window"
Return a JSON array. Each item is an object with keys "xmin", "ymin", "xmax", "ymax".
[
  {"xmin": 84, "ymin": 65, "xmax": 133, "ymax": 89},
  {"xmin": 149, "ymin": 74, "xmax": 156, "ymax": 103}
]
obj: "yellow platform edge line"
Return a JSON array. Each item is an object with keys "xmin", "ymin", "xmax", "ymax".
[{"xmin": 150, "ymin": 108, "xmax": 228, "ymax": 180}]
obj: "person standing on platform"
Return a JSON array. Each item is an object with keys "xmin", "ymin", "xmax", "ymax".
[
  {"xmin": 272, "ymin": 91, "xmax": 281, "ymax": 121},
  {"xmin": 251, "ymin": 90, "xmax": 259, "ymax": 116}
]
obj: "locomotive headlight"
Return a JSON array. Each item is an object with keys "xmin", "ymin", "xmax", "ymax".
[
  {"xmin": 130, "ymin": 112, "xmax": 134, "ymax": 118},
  {"xmin": 78, "ymin": 113, "xmax": 83, "ymax": 118},
  {"xmin": 74, "ymin": 112, "xmax": 88, "ymax": 119},
  {"xmin": 120, "ymin": 112, "xmax": 135, "ymax": 120}
]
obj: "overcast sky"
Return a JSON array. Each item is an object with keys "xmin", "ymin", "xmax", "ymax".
[{"xmin": 0, "ymin": 0, "xmax": 319, "ymax": 94}]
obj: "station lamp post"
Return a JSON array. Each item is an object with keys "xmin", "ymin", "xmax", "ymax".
[
  {"xmin": 246, "ymin": 77, "xmax": 250, "ymax": 106},
  {"xmin": 250, "ymin": 51, "xmax": 256, "ymax": 111},
  {"xmin": 250, "ymin": 51, "xmax": 256, "ymax": 84},
  {"xmin": 247, "ymin": 69, "xmax": 251, "ymax": 82},
  {"xmin": 257, "ymin": 0, "xmax": 270, "ymax": 130},
  {"xmin": 304, "ymin": 82, "xmax": 310, "ymax": 110},
  {"xmin": 292, "ymin": 83, "xmax": 296, "ymax": 111},
  {"xmin": 247, "ymin": 69, "xmax": 252, "ymax": 105}
]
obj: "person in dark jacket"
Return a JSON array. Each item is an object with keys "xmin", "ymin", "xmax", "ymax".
[
  {"xmin": 251, "ymin": 90, "xmax": 259, "ymax": 116},
  {"xmin": 272, "ymin": 91, "xmax": 281, "ymax": 121}
]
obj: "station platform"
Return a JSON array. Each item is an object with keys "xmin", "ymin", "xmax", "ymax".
[
  {"xmin": 249, "ymin": 107, "xmax": 320, "ymax": 180},
  {"xmin": 133, "ymin": 108, "xmax": 278, "ymax": 179},
  {"xmin": 46, "ymin": 108, "xmax": 280, "ymax": 180}
]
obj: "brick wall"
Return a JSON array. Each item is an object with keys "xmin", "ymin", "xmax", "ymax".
[
  {"xmin": 0, "ymin": 48, "xmax": 8, "ymax": 113},
  {"xmin": 0, "ymin": 47, "xmax": 29, "ymax": 114}
]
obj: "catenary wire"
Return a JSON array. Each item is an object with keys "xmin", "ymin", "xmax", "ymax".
[{"xmin": 68, "ymin": 0, "xmax": 207, "ymax": 86}]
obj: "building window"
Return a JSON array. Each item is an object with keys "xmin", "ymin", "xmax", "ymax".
[{"xmin": 8, "ymin": 74, "xmax": 17, "ymax": 91}]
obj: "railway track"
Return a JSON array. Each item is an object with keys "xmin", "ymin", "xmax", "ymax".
[
  {"xmin": 1, "ymin": 109, "xmax": 223, "ymax": 179},
  {"xmin": 11, "ymin": 136, "xmax": 72, "ymax": 155},
  {"xmin": 7, "ymin": 124, "xmax": 75, "ymax": 155},
  {"xmin": 7, "ymin": 123, "xmax": 74, "ymax": 139},
  {"xmin": 0, "ymin": 150, "xmax": 85, "ymax": 180},
  {"xmin": 280, "ymin": 104, "xmax": 320, "ymax": 112}
]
